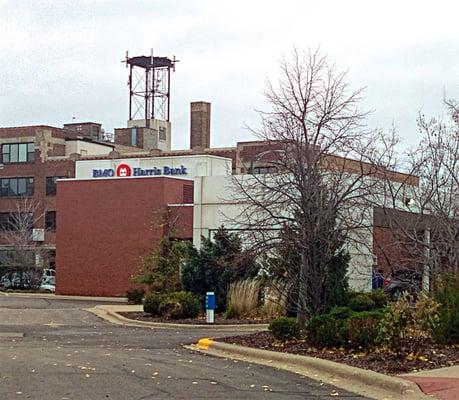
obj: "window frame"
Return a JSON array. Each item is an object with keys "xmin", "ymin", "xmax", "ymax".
[
  {"xmin": 0, "ymin": 212, "xmax": 33, "ymax": 231},
  {"xmin": 0, "ymin": 177, "xmax": 34, "ymax": 198},
  {"xmin": 45, "ymin": 211, "xmax": 56, "ymax": 231},
  {"xmin": 1, "ymin": 142, "xmax": 35, "ymax": 164},
  {"xmin": 46, "ymin": 176, "xmax": 65, "ymax": 196}
]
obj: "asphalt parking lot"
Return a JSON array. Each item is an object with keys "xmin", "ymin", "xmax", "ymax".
[{"xmin": 0, "ymin": 294, "xmax": 366, "ymax": 399}]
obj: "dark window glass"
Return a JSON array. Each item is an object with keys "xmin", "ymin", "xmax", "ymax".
[
  {"xmin": 0, "ymin": 213, "xmax": 12, "ymax": 230},
  {"xmin": 0, "ymin": 177, "xmax": 34, "ymax": 197},
  {"xmin": 27, "ymin": 143, "xmax": 35, "ymax": 162},
  {"xmin": 45, "ymin": 211, "xmax": 56, "ymax": 231},
  {"xmin": 251, "ymin": 166, "xmax": 277, "ymax": 174},
  {"xmin": 27, "ymin": 178, "xmax": 34, "ymax": 196},
  {"xmin": 2, "ymin": 144, "xmax": 10, "ymax": 163},
  {"xmin": 0, "ymin": 212, "xmax": 33, "ymax": 231},
  {"xmin": 1, "ymin": 180, "xmax": 8, "ymax": 197},
  {"xmin": 10, "ymin": 179, "xmax": 18, "ymax": 196},
  {"xmin": 0, "ymin": 249, "xmax": 35, "ymax": 268},
  {"xmin": 46, "ymin": 176, "xmax": 65, "ymax": 196}
]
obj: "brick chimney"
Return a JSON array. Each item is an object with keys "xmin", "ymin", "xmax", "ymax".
[{"xmin": 190, "ymin": 101, "xmax": 211, "ymax": 149}]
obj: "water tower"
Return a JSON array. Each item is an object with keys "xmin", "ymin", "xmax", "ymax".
[{"xmin": 123, "ymin": 50, "xmax": 177, "ymax": 150}]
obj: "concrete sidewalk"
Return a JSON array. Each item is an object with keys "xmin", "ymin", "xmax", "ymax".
[{"xmin": 401, "ymin": 366, "xmax": 459, "ymax": 400}]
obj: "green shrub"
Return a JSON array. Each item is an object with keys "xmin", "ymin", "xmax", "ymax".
[
  {"xmin": 308, "ymin": 307, "xmax": 383, "ymax": 349},
  {"xmin": 224, "ymin": 304, "xmax": 238, "ymax": 319},
  {"xmin": 181, "ymin": 227, "xmax": 260, "ymax": 312},
  {"xmin": 307, "ymin": 314, "xmax": 349, "ymax": 348},
  {"xmin": 329, "ymin": 306, "xmax": 353, "ymax": 320},
  {"xmin": 143, "ymin": 292, "xmax": 167, "ymax": 316},
  {"xmin": 433, "ymin": 285, "xmax": 459, "ymax": 344},
  {"xmin": 158, "ymin": 300, "xmax": 183, "ymax": 320},
  {"xmin": 126, "ymin": 287, "xmax": 145, "ymax": 304},
  {"xmin": 144, "ymin": 291, "xmax": 201, "ymax": 319},
  {"xmin": 369, "ymin": 289, "xmax": 388, "ymax": 309},
  {"xmin": 269, "ymin": 317, "xmax": 300, "ymax": 341},
  {"xmin": 378, "ymin": 294, "xmax": 439, "ymax": 353},
  {"xmin": 347, "ymin": 310, "xmax": 383, "ymax": 348},
  {"xmin": 348, "ymin": 293, "xmax": 376, "ymax": 312},
  {"xmin": 167, "ymin": 291, "xmax": 201, "ymax": 319}
]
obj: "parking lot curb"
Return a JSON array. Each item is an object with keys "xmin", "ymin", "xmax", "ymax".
[
  {"xmin": 87, "ymin": 305, "xmax": 269, "ymax": 331},
  {"xmin": 189, "ymin": 339, "xmax": 429, "ymax": 400},
  {"xmin": 0, "ymin": 292, "xmax": 127, "ymax": 302}
]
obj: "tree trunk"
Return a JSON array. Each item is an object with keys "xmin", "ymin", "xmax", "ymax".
[{"xmin": 297, "ymin": 251, "xmax": 308, "ymax": 329}]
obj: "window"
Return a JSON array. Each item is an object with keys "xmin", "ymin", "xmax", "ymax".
[
  {"xmin": 1, "ymin": 143, "xmax": 35, "ymax": 163},
  {"xmin": 0, "ymin": 177, "xmax": 34, "ymax": 197},
  {"xmin": 0, "ymin": 249, "xmax": 35, "ymax": 268},
  {"xmin": 91, "ymin": 126, "xmax": 100, "ymax": 140},
  {"xmin": 250, "ymin": 166, "xmax": 277, "ymax": 174},
  {"xmin": 159, "ymin": 126, "xmax": 167, "ymax": 141},
  {"xmin": 46, "ymin": 176, "xmax": 65, "ymax": 196},
  {"xmin": 45, "ymin": 250, "xmax": 56, "ymax": 270},
  {"xmin": 0, "ymin": 212, "xmax": 33, "ymax": 231},
  {"xmin": 45, "ymin": 211, "xmax": 56, "ymax": 231},
  {"xmin": 0, "ymin": 213, "xmax": 12, "ymax": 230},
  {"xmin": 130, "ymin": 127, "xmax": 138, "ymax": 147}
]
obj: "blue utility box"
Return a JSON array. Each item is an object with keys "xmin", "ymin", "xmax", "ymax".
[{"xmin": 205, "ymin": 292, "xmax": 216, "ymax": 310}]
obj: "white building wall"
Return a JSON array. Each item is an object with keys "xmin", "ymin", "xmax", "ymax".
[
  {"xmin": 75, "ymin": 154, "xmax": 232, "ymax": 180},
  {"xmin": 193, "ymin": 174, "xmax": 376, "ymax": 291},
  {"xmin": 65, "ymin": 140, "xmax": 113, "ymax": 157}
]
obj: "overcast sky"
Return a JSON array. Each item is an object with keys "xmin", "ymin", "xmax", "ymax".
[{"xmin": 0, "ymin": 0, "xmax": 457, "ymax": 150}]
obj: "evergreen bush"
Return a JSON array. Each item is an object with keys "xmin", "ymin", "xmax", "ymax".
[
  {"xmin": 143, "ymin": 292, "xmax": 167, "ymax": 316},
  {"xmin": 433, "ymin": 283, "xmax": 459, "ymax": 344},
  {"xmin": 347, "ymin": 310, "xmax": 383, "ymax": 348},
  {"xmin": 369, "ymin": 289, "xmax": 389, "ymax": 308},
  {"xmin": 181, "ymin": 227, "xmax": 259, "ymax": 312},
  {"xmin": 167, "ymin": 291, "xmax": 201, "ymax": 319},
  {"xmin": 268, "ymin": 317, "xmax": 300, "ymax": 341},
  {"xmin": 126, "ymin": 287, "xmax": 145, "ymax": 304},
  {"xmin": 307, "ymin": 313, "xmax": 349, "ymax": 348},
  {"xmin": 348, "ymin": 293, "xmax": 376, "ymax": 312}
]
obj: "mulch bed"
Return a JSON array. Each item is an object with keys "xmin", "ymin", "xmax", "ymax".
[
  {"xmin": 118, "ymin": 312, "xmax": 271, "ymax": 325},
  {"xmin": 218, "ymin": 331, "xmax": 459, "ymax": 375}
]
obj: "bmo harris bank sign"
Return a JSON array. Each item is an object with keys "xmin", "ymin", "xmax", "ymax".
[{"xmin": 93, "ymin": 163, "xmax": 188, "ymax": 178}]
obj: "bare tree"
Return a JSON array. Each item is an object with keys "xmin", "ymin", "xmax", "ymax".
[
  {"xmin": 0, "ymin": 198, "xmax": 45, "ymax": 288},
  {"xmin": 229, "ymin": 49, "xmax": 399, "ymax": 325},
  {"xmin": 378, "ymin": 100, "xmax": 459, "ymax": 290}
]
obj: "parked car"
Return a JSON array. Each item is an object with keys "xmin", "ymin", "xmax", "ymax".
[
  {"xmin": 384, "ymin": 269, "xmax": 421, "ymax": 299},
  {"xmin": 40, "ymin": 276, "xmax": 55, "ymax": 293},
  {"xmin": 42, "ymin": 268, "xmax": 55, "ymax": 278},
  {"xmin": 1, "ymin": 270, "xmax": 45, "ymax": 290}
]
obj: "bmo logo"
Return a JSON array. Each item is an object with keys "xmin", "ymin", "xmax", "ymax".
[{"xmin": 116, "ymin": 164, "xmax": 131, "ymax": 177}]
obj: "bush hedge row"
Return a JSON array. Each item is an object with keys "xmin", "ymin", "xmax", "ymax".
[
  {"xmin": 143, "ymin": 291, "xmax": 201, "ymax": 319},
  {"xmin": 307, "ymin": 307, "xmax": 384, "ymax": 348}
]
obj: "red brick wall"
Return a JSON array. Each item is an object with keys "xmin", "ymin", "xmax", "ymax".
[
  {"xmin": 114, "ymin": 127, "xmax": 146, "ymax": 148},
  {"xmin": 55, "ymin": 177, "xmax": 193, "ymax": 297},
  {"xmin": 190, "ymin": 102, "xmax": 211, "ymax": 149},
  {"xmin": 373, "ymin": 226, "xmax": 423, "ymax": 275}
]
